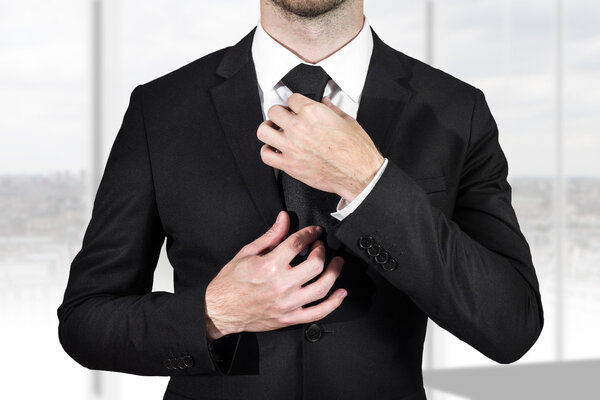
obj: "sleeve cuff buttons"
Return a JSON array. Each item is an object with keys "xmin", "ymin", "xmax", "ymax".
[
  {"xmin": 358, "ymin": 235, "xmax": 398, "ymax": 271},
  {"xmin": 164, "ymin": 355, "xmax": 195, "ymax": 371}
]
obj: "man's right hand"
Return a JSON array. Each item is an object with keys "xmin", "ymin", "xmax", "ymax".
[{"xmin": 205, "ymin": 211, "xmax": 347, "ymax": 340}]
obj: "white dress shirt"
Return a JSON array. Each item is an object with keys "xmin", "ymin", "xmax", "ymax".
[{"xmin": 251, "ymin": 16, "xmax": 388, "ymax": 221}]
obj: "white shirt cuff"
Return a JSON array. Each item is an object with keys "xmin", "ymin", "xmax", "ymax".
[{"xmin": 330, "ymin": 158, "xmax": 388, "ymax": 221}]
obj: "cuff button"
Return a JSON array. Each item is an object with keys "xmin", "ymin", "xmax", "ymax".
[
  {"xmin": 183, "ymin": 355, "xmax": 194, "ymax": 368},
  {"xmin": 358, "ymin": 235, "xmax": 374, "ymax": 249},
  {"xmin": 375, "ymin": 251, "xmax": 389, "ymax": 264},
  {"xmin": 383, "ymin": 258, "xmax": 398, "ymax": 271},
  {"xmin": 367, "ymin": 244, "xmax": 382, "ymax": 257}
]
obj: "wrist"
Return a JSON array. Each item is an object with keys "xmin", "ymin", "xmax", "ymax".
[
  {"xmin": 205, "ymin": 284, "xmax": 228, "ymax": 341},
  {"xmin": 205, "ymin": 312, "xmax": 225, "ymax": 341},
  {"xmin": 340, "ymin": 153, "xmax": 385, "ymax": 201}
]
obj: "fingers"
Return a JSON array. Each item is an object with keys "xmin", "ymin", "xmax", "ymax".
[
  {"xmin": 286, "ymin": 92, "xmax": 316, "ymax": 114},
  {"xmin": 266, "ymin": 104, "xmax": 296, "ymax": 131},
  {"xmin": 240, "ymin": 211, "xmax": 290, "ymax": 256},
  {"xmin": 265, "ymin": 119, "xmax": 281, "ymax": 131},
  {"xmin": 291, "ymin": 240, "xmax": 326, "ymax": 285},
  {"xmin": 257, "ymin": 120, "xmax": 287, "ymax": 152},
  {"xmin": 260, "ymin": 143, "xmax": 285, "ymax": 170},
  {"xmin": 295, "ymin": 256, "xmax": 344, "ymax": 306},
  {"xmin": 270, "ymin": 225, "xmax": 323, "ymax": 265},
  {"xmin": 289, "ymin": 287, "xmax": 347, "ymax": 325},
  {"xmin": 321, "ymin": 96, "xmax": 347, "ymax": 118}
]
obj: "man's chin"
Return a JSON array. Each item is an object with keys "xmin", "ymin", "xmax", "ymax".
[{"xmin": 270, "ymin": 0, "xmax": 348, "ymax": 19}]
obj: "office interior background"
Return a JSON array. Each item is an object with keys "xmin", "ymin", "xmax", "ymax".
[{"xmin": 1, "ymin": 0, "xmax": 599, "ymax": 398}]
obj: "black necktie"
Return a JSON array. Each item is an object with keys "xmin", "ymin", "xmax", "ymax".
[{"xmin": 280, "ymin": 63, "xmax": 340, "ymax": 255}]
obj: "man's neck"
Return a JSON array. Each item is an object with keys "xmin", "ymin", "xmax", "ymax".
[{"xmin": 259, "ymin": 0, "xmax": 365, "ymax": 64}]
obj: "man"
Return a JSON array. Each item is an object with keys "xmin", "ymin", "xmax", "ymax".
[{"xmin": 57, "ymin": 0, "xmax": 544, "ymax": 399}]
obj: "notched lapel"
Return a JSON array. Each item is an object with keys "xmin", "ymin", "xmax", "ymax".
[
  {"xmin": 357, "ymin": 29, "xmax": 414, "ymax": 155},
  {"xmin": 208, "ymin": 27, "xmax": 413, "ymax": 229},
  {"xmin": 210, "ymin": 28, "xmax": 283, "ymax": 229}
]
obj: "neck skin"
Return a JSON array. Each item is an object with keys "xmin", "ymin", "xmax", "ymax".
[{"xmin": 259, "ymin": 0, "xmax": 365, "ymax": 64}]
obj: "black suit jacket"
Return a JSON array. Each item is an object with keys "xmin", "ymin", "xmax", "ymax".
[{"xmin": 57, "ymin": 27, "xmax": 544, "ymax": 400}]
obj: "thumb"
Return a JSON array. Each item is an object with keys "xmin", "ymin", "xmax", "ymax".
[
  {"xmin": 241, "ymin": 211, "xmax": 290, "ymax": 256},
  {"xmin": 322, "ymin": 96, "xmax": 347, "ymax": 118}
]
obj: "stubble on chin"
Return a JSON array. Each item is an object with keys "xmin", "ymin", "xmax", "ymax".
[{"xmin": 269, "ymin": 0, "xmax": 349, "ymax": 19}]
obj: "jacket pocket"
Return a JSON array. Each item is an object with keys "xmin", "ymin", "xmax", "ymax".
[
  {"xmin": 415, "ymin": 175, "xmax": 447, "ymax": 194},
  {"xmin": 414, "ymin": 175, "xmax": 448, "ymax": 212}
]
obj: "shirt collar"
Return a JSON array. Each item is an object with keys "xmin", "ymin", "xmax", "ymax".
[{"xmin": 251, "ymin": 16, "xmax": 373, "ymax": 103}]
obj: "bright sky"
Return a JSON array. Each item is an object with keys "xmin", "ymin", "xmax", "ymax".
[{"xmin": 1, "ymin": 0, "xmax": 599, "ymax": 176}]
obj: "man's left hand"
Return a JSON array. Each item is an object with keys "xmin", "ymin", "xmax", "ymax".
[{"xmin": 257, "ymin": 93, "xmax": 385, "ymax": 202}]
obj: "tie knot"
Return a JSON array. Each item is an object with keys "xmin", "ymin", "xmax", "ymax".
[{"xmin": 281, "ymin": 63, "xmax": 331, "ymax": 102}]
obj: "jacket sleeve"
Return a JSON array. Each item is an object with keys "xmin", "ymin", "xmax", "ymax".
[
  {"xmin": 333, "ymin": 88, "xmax": 544, "ymax": 364},
  {"xmin": 57, "ymin": 85, "xmax": 226, "ymax": 376}
]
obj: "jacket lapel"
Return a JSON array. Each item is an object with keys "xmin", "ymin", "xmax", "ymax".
[
  {"xmin": 356, "ymin": 28, "xmax": 413, "ymax": 154},
  {"xmin": 209, "ymin": 26, "xmax": 413, "ymax": 229},
  {"xmin": 210, "ymin": 28, "xmax": 284, "ymax": 229}
]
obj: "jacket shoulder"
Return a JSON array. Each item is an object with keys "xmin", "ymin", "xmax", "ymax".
[
  {"xmin": 371, "ymin": 29, "xmax": 478, "ymax": 102},
  {"xmin": 382, "ymin": 44, "xmax": 483, "ymax": 130},
  {"xmin": 398, "ymin": 50, "xmax": 478, "ymax": 101}
]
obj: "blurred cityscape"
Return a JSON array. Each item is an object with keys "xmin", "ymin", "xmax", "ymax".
[{"xmin": 0, "ymin": 172, "xmax": 88, "ymax": 297}]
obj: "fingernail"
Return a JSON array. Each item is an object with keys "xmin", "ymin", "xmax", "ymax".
[
  {"xmin": 340, "ymin": 290, "xmax": 347, "ymax": 299},
  {"xmin": 315, "ymin": 226, "xmax": 322, "ymax": 233}
]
